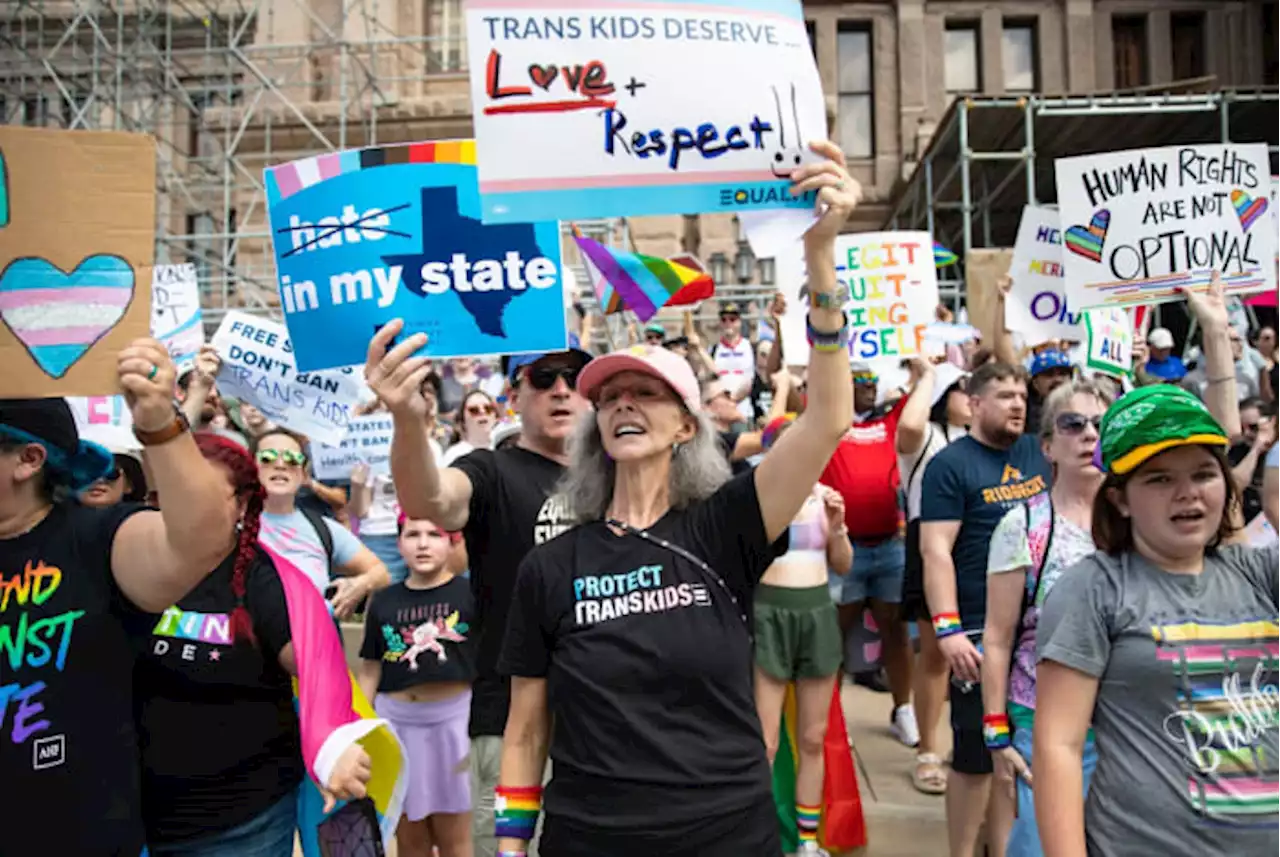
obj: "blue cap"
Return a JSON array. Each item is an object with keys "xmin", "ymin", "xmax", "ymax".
[
  {"xmin": 502, "ymin": 334, "xmax": 592, "ymax": 381},
  {"xmin": 1029, "ymin": 348, "xmax": 1072, "ymax": 378}
]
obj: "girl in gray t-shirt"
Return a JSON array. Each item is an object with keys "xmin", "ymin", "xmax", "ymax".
[{"xmin": 1034, "ymin": 383, "xmax": 1279, "ymax": 857}]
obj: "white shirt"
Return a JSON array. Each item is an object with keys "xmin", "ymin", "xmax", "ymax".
[
  {"xmin": 712, "ymin": 337, "xmax": 756, "ymax": 422},
  {"xmin": 898, "ymin": 423, "xmax": 968, "ymax": 521}
]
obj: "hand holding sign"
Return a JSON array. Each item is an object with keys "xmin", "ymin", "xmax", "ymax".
[
  {"xmin": 364, "ymin": 320, "xmax": 433, "ymax": 420},
  {"xmin": 116, "ymin": 337, "xmax": 179, "ymax": 433},
  {"xmin": 796, "ymin": 141, "xmax": 861, "ymax": 247}
]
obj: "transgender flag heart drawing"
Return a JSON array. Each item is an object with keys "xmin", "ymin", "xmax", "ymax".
[{"xmin": 0, "ymin": 255, "xmax": 136, "ymax": 378}]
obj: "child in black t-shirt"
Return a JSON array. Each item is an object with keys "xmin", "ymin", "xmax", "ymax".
[{"xmin": 358, "ymin": 514, "xmax": 476, "ymax": 857}]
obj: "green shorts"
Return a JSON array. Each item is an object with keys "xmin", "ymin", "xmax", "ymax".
[{"xmin": 753, "ymin": 584, "xmax": 842, "ymax": 680}]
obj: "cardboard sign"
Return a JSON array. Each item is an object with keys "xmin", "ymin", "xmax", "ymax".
[
  {"xmin": 210, "ymin": 311, "xmax": 365, "ymax": 446},
  {"xmin": 265, "ymin": 140, "xmax": 568, "ymax": 372},
  {"xmin": 0, "ymin": 127, "xmax": 155, "ymax": 396},
  {"xmin": 151, "ymin": 263, "xmax": 204, "ymax": 366},
  {"xmin": 66, "ymin": 395, "xmax": 136, "ymax": 451},
  {"xmin": 1006, "ymin": 206, "xmax": 1081, "ymax": 344},
  {"xmin": 465, "ymin": 0, "xmax": 825, "ymax": 223},
  {"xmin": 1055, "ymin": 144, "xmax": 1276, "ymax": 309},
  {"xmin": 311, "ymin": 414, "xmax": 395, "ymax": 481},
  {"xmin": 1083, "ymin": 307, "xmax": 1132, "ymax": 377}
]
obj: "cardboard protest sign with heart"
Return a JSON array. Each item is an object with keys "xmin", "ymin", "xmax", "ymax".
[{"xmin": 0, "ymin": 126, "xmax": 155, "ymax": 397}]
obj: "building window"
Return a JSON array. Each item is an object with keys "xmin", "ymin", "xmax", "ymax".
[
  {"xmin": 186, "ymin": 212, "xmax": 215, "ymax": 284},
  {"xmin": 1171, "ymin": 12, "xmax": 1206, "ymax": 80},
  {"xmin": 20, "ymin": 95, "xmax": 50, "ymax": 127},
  {"xmin": 1261, "ymin": 3, "xmax": 1277, "ymax": 84},
  {"xmin": 1002, "ymin": 21, "xmax": 1038, "ymax": 92},
  {"xmin": 1112, "ymin": 15, "xmax": 1148, "ymax": 89},
  {"xmin": 836, "ymin": 23, "xmax": 873, "ymax": 158},
  {"xmin": 426, "ymin": 0, "xmax": 466, "ymax": 72},
  {"xmin": 945, "ymin": 23, "xmax": 982, "ymax": 95}
]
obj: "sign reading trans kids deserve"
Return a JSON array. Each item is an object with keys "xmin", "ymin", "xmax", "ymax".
[
  {"xmin": 1006, "ymin": 206, "xmax": 1082, "ymax": 345},
  {"xmin": 210, "ymin": 311, "xmax": 364, "ymax": 446},
  {"xmin": 265, "ymin": 140, "xmax": 568, "ymax": 372},
  {"xmin": 464, "ymin": 0, "xmax": 825, "ymax": 223},
  {"xmin": 1055, "ymin": 143, "xmax": 1276, "ymax": 310}
]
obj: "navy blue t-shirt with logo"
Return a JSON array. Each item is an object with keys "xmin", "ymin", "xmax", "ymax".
[
  {"xmin": 920, "ymin": 434, "xmax": 1051, "ymax": 631},
  {"xmin": 499, "ymin": 472, "xmax": 781, "ymax": 853}
]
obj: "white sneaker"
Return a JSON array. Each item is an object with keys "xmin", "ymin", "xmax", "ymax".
[
  {"xmin": 890, "ymin": 704, "xmax": 921, "ymax": 748},
  {"xmin": 796, "ymin": 841, "xmax": 830, "ymax": 856}
]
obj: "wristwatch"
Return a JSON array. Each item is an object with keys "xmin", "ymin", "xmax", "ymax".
[{"xmin": 133, "ymin": 405, "xmax": 191, "ymax": 446}]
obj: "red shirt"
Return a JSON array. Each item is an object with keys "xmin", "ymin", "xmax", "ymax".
[{"xmin": 819, "ymin": 397, "xmax": 907, "ymax": 540}]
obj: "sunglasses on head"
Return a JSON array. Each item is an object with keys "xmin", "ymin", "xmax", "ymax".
[
  {"xmin": 256, "ymin": 448, "xmax": 306, "ymax": 466},
  {"xmin": 1055, "ymin": 412, "xmax": 1102, "ymax": 435},
  {"xmin": 526, "ymin": 364, "xmax": 582, "ymax": 391},
  {"xmin": 466, "ymin": 402, "xmax": 496, "ymax": 417}
]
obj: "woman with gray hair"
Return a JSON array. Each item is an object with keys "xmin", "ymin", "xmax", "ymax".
[{"xmin": 493, "ymin": 140, "xmax": 860, "ymax": 857}]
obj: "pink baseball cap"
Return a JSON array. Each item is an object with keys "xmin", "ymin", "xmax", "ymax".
[{"xmin": 576, "ymin": 344, "xmax": 701, "ymax": 413}]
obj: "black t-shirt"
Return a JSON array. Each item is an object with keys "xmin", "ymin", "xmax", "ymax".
[
  {"xmin": 717, "ymin": 430, "xmax": 753, "ymax": 476},
  {"xmin": 749, "ymin": 372, "xmax": 773, "ymax": 426},
  {"xmin": 452, "ymin": 446, "xmax": 570, "ymax": 737},
  {"xmin": 135, "ymin": 546, "xmax": 302, "ymax": 845},
  {"xmin": 360, "ymin": 577, "xmax": 477, "ymax": 693},
  {"xmin": 498, "ymin": 471, "xmax": 777, "ymax": 837},
  {"xmin": 0, "ymin": 502, "xmax": 152, "ymax": 857},
  {"xmin": 1229, "ymin": 442, "xmax": 1267, "ymax": 523}
]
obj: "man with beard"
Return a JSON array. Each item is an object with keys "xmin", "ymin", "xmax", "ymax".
[
  {"xmin": 363, "ymin": 322, "xmax": 592, "ymax": 857},
  {"xmin": 918, "ymin": 361, "xmax": 1051, "ymax": 857}
]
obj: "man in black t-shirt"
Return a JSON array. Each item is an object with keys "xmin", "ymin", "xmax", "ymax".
[
  {"xmin": 0, "ymin": 339, "xmax": 246, "ymax": 857},
  {"xmin": 364, "ymin": 321, "xmax": 592, "ymax": 857}
]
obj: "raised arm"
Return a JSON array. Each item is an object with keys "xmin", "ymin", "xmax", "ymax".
[
  {"xmin": 822, "ymin": 489, "xmax": 853, "ymax": 575},
  {"xmin": 755, "ymin": 140, "xmax": 859, "ymax": 541},
  {"xmin": 111, "ymin": 339, "xmax": 239, "ymax": 612},
  {"xmin": 365, "ymin": 321, "xmax": 473, "ymax": 531},
  {"xmin": 991, "ymin": 275, "xmax": 1020, "ymax": 366},
  {"xmin": 896, "ymin": 358, "xmax": 937, "ymax": 455},
  {"xmin": 1182, "ymin": 272, "xmax": 1242, "ymax": 438}
]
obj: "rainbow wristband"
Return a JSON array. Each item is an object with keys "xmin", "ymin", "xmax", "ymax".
[
  {"xmin": 983, "ymin": 714, "xmax": 1012, "ymax": 750},
  {"xmin": 932, "ymin": 612, "xmax": 963, "ymax": 639},
  {"xmin": 805, "ymin": 313, "xmax": 850, "ymax": 353},
  {"xmin": 494, "ymin": 785, "xmax": 542, "ymax": 841}
]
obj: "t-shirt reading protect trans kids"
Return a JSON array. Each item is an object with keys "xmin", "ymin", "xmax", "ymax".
[
  {"xmin": 0, "ymin": 502, "xmax": 153, "ymax": 857},
  {"xmin": 360, "ymin": 577, "xmax": 477, "ymax": 693}
]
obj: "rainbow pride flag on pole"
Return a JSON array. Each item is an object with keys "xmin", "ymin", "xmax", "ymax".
[
  {"xmin": 572, "ymin": 225, "xmax": 714, "ymax": 322},
  {"xmin": 933, "ymin": 240, "xmax": 958, "ymax": 268},
  {"xmin": 264, "ymin": 546, "xmax": 408, "ymax": 855}
]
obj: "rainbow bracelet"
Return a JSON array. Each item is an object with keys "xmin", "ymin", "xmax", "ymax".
[
  {"xmin": 805, "ymin": 312, "xmax": 850, "ymax": 353},
  {"xmin": 983, "ymin": 713, "xmax": 1012, "ymax": 750},
  {"xmin": 494, "ymin": 784, "xmax": 542, "ymax": 841},
  {"xmin": 932, "ymin": 612, "xmax": 964, "ymax": 639}
]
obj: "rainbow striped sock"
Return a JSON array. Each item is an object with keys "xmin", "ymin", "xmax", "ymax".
[{"xmin": 797, "ymin": 802, "xmax": 821, "ymax": 843}]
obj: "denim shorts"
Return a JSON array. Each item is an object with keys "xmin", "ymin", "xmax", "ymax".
[
  {"xmin": 1006, "ymin": 721, "xmax": 1097, "ymax": 857},
  {"xmin": 149, "ymin": 787, "xmax": 298, "ymax": 857},
  {"xmin": 828, "ymin": 536, "xmax": 905, "ymax": 605}
]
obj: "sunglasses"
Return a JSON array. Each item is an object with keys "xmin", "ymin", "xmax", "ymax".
[
  {"xmin": 1055, "ymin": 412, "xmax": 1102, "ymax": 435},
  {"xmin": 466, "ymin": 403, "xmax": 496, "ymax": 417},
  {"xmin": 527, "ymin": 364, "xmax": 582, "ymax": 391},
  {"xmin": 256, "ymin": 448, "xmax": 306, "ymax": 466}
]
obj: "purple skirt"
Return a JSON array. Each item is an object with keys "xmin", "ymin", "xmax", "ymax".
[{"xmin": 376, "ymin": 690, "xmax": 472, "ymax": 820}]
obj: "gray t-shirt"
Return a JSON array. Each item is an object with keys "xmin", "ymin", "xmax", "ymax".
[{"xmin": 1038, "ymin": 545, "xmax": 1279, "ymax": 856}]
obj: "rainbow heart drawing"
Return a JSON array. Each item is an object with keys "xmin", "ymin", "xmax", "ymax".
[
  {"xmin": 1230, "ymin": 189, "xmax": 1267, "ymax": 232},
  {"xmin": 1065, "ymin": 209, "xmax": 1110, "ymax": 263},
  {"xmin": 0, "ymin": 255, "xmax": 135, "ymax": 378}
]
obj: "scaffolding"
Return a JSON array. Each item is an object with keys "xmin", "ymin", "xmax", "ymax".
[
  {"xmin": 0, "ymin": 0, "xmax": 636, "ymax": 337},
  {"xmin": 884, "ymin": 89, "xmax": 1280, "ymax": 313}
]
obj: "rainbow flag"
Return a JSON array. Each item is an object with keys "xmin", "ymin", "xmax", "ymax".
[
  {"xmin": 572, "ymin": 225, "xmax": 714, "ymax": 322},
  {"xmin": 263, "ymin": 546, "xmax": 408, "ymax": 855},
  {"xmin": 933, "ymin": 240, "xmax": 958, "ymax": 268}
]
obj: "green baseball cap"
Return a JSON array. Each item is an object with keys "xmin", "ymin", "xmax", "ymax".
[{"xmin": 1098, "ymin": 385, "xmax": 1229, "ymax": 475}]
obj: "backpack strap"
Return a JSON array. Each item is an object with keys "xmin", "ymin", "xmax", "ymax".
[
  {"xmin": 1025, "ymin": 492, "xmax": 1056, "ymax": 609},
  {"xmin": 299, "ymin": 505, "xmax": 336, "ymax": 579}
]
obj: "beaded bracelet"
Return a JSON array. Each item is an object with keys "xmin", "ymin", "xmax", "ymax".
[
  {"xmin": 932, "ymin": 612, "xmax": 963, "ymax": 639},
  {"xmin": 806, "ymin": 312, "xmax": 850, "ymax": 353},
  {"xmin": 983, "ymin": 713, "xmax": 1012, "ymax": 750},
  {"xmin": 494, "ymin": 784, "xmax": 543, "ymax": 841}
]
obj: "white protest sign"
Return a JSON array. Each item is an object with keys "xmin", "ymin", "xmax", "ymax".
[
  {"xmin": 464, "ymin": 0, "xmax": 825, "ymax": 223},
  {"xmin": 311, "ymin": 414, "xmax": 395, "ymax": 481},
  {"xmin": 1083, "ymin": 308, "xmax": 1132, "ymax": 377},
  {"xmin": 66, "ymin": 395, "xmax": 137, "ymax": 451},
  {"xmin": 150, "ymin": 263, "xmax": 204, "ymax": 365},
  {"xmin": 1006, "ymin": 206, "xmax": 1081, "ymax": 344},
  {"xmin": 210, "ymin": 311, "xmax": 364, "ymax": 446},
  {"xmin": 1055, "ymin": 143, "xmax": 1276, "ymax": 309}
]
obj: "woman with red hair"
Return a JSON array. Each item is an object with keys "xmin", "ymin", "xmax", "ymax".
[{"xmin": 135, "ymin": 433, "xmax": 374, "ymax": 857}]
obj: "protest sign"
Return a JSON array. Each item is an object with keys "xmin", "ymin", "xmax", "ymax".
[
  {"xmin": 1055, "ymin": 143, "xmax": 1276, "ymax": 310},
  {"xmin": 464, "ymin": 0, "xmax": 825, "ymax": 223},
  {"xmin": 67, "ymin": 395, "xmax": 137, "ymax": 451},
  {"xmin": 151, "ymin": 263, "xmax": 204, "ymax": 365},
  {"xmin": 311, "ymin": 414, "xmax": 395, "ymax": 481},
  {"xmin": 1083, "ymin": 308, "xmax": 1132, "ymax": 377},
  {"xmin": 1005, "ymin": 206, "xmax": 1081, "ymax": 344},
  {"xmin": 210, "ymin": 311, "xmax": 364, "ymax": 446},
  {"xmin": 265, "ymin": 139, "xmax": 568, "ymax": 372},
  {"xmin": 0, "ymin": 126, "xmax": 155, "ymax": 396}
]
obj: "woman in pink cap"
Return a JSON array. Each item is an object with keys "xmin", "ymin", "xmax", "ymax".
[{"xmin": 492, "ymin": 140, "xmax": 861, "ymax": 857}]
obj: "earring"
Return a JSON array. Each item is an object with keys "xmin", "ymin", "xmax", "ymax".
[
  {"xmin": 672, "ymin": 442, "xmax": 683, "ymax": 456},
  {"xmin": 235, "ymin": 520, "xmax": 244, "ymax": 533}
]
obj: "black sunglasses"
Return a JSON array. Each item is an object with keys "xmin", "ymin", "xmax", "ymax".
[
  {"xmin": 99, "ymin": 467, "xmax": 121, "ymax": 483},
  {"xmin": 1055, "ymin": 412, "xmax": 1102, "ymax": 435},
  {"xmin": 527, "ymin": 364, "xmax": 582, "ymax": 391}
]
